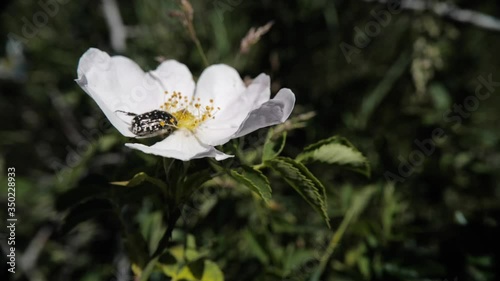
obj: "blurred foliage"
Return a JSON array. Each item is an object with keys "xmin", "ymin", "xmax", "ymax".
[{"xmin": 1, "ymin": 0, "xmax": 500, "ymax": 280}]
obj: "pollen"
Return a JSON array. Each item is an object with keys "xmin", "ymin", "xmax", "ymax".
[{"xmin": 162, "ymin": 91, "xmax": 221, "ymax": 132}]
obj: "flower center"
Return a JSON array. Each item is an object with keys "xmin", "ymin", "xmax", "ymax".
[{"xmin": 160, "ymin": 91, "xmax": 220, "ymax": 132}]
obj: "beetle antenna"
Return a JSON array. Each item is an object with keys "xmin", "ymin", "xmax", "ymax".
[{"xmin": 115, "ymin": 110, "xmax": 137, "ymax": 116}]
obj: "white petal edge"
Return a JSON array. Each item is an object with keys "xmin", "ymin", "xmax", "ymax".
[
  {"xmin": 195, "ymin": 74, "xmax": 272, "ymax": 146},
  {"xmin": 77, "ymin": 75, "xmax": 135, "ymax": 137},
  {"xmin": 231, "ymin": 88, "xmax": 295, "ymax": 139},
  {"xmin": 149, "ymin": 60, "xmax": 195, "ymax": 101},
  {"xmin": 125, "ymin": 129, "xmax": 233, "ymax": 161},
  {"xmin": 194, "ymin": 64, "xmax": 246, "ymax": 108},
  {"xmin": 77, "ymin": 48, "xmax": 113, "ymax": 78},
  {"xmin": 204, "ymin": 73, "xmax": 271, "ymax": 124},
  {"xmin": 77, "ymin": 48, "xmax": 163, "ymax": 113}
]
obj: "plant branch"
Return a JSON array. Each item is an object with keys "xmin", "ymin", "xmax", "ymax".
[
  {"xmin": 172, "ymin": 0, "xmax": 210, "ymax": 66},
  {"xmin": 364, "ymin": 0, "xmax": 500, "ymax": 32},
  {"xmin": 310, "ymin": 187, "xmax": 376, "ymax": 281},
  {"xmin": 101, "ymin": 0, "xmax": 127, "ymax": 52}
]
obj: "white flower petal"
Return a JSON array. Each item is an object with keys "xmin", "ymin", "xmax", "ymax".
[
  {"xmin": 125, "ymin": 129, "xmax": 233, "ymax": 161},
  {"xmin": 232, "ymin": 88, "xmax": 295, "ymax": 138},
  {"xmin": 194, "ymin": 125, "xmax": 241, "ymax": 147},
  {"xmin": 77, "ymin": 48, "xmax": 164, "ymax": 113},
  {"xmin": 195, "ymin": 74, "xmax": 271, "ymax": 146},
  {"xmin": 214, "ymin": 73, "xmax": 271, "ymax": 122},
  {"xmin": 77, "ymin": 76, "xmax": 135, "ymax": 137},
  {"xmin": 194, "ymin": 64, "xmax": 246, "ymax": 108},
  {"xmin": 149, "ymin": 60, "xmax": 195, "ymax": 100},
  {"xmin": 244, "ymin": 73, "xmax": 271, "ymax": 107},
  {"xmin": 76, "ymin": 48, "xmax": 166, "ymax": 137}
]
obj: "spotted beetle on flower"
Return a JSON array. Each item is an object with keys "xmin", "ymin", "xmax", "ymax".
[
  {"xmin": 115, "ymin": 109, "xmax": 178, "ymax": 137},
  {"xmin": 76, "ymin": 48, "xmax": 295, "ymax": 161}
]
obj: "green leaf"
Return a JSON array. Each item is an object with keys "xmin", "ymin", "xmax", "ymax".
[
  {"xmin": 265, "ymin": 157, "xmax": 330, "ymax": 228},
  {"xmin": 262, "ymin": 129, "xmax": 287, "ymax": 161},
  {"xmin": 110, "ymin": 172, "xmax": 169, "ymax": 204},
  {"xmin": 188, "ymin": 258, "xmax": 206, "ymax": 280},
  {"xmin": 123, "ymin": 231, "xmax": 150, "ymax": 268},
  {"xmin": 230, "ymin": 165, "xmax": 272, "ymax": 203},
  {"xmin": 242, "ymin": 230, "xmax": 270, "ymax": 264},
  {"xmin": 199, "ymin": 260, "xmax": 225, "ymax": 281},
  {"xmin": 296, "ymin": 136, "xmax": 370, "ymax": 177},
  {"xmin": 60, "ymin": 198, "xmax": 114, "ymax": 235},
  {"xmin": 161, "ymin": 259, "xmax": 224, "ymax": 281},
  {"xmin": 158, "ymin": 245, "xmax": 224, "ymax": 281},
  {"xmin": 282, "ymin": 248, "xmax": 317, "ymax": 276},
  {"xmin": 139, "ymin": 211, "xmax": 167, "ymax": 255},
  {"xmin": 169, "ymin": 244, "xmax": 202, "ymax": 262},
  {"xmin": 139, "ymin": 256, "xmax": 159, "ymax": 281}
]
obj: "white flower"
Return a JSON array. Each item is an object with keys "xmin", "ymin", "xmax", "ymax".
[{"xmin": 76, "ymin": 48, "xmax": 295, "ymax": 161}]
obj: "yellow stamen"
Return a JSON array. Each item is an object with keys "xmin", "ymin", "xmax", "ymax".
[{"xmin": 162, "ymin": 91, "xmax": 221, "ymax": 132}]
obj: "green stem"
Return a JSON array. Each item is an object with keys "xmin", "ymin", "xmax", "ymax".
[
  {"xmin": 232, "ymin": 138, "xmax": 248, "ymax": 165},
  {"xmin": 152, "ymin": 206, "xmax": 182, "ymax": 258},
  {"xmin": 310, "ymin": 207, "xmax": 356, "ymax": 281},
  {"xmin": 163, "ymin": 157, "xmax": 176, "ymax": 198},
  {"xmin": 310, "ymin": 187, "xmax": 376, "ymax": 281},
  {"xmin": 253, "ymin": 163, "xmax": 265, "ymax": 170},
  {"xmin": 233, "ymin": 52, "xmax": 241, "ymax": 68},
  {"xmin": 357, "ymin": 51, "xmax": 410, "ymax": 129},
  {"xmin": 163, "ymin": 158, "xmax": 172, "ymax": 180},
  {"xmin": 187, "ymin": 22, "xmax": 209, "ymax": 67}
]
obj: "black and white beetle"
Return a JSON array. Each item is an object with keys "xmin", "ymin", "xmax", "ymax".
[{"xmin": 116, "ymin": 110, "xmax": 178, "ymax": 137}]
